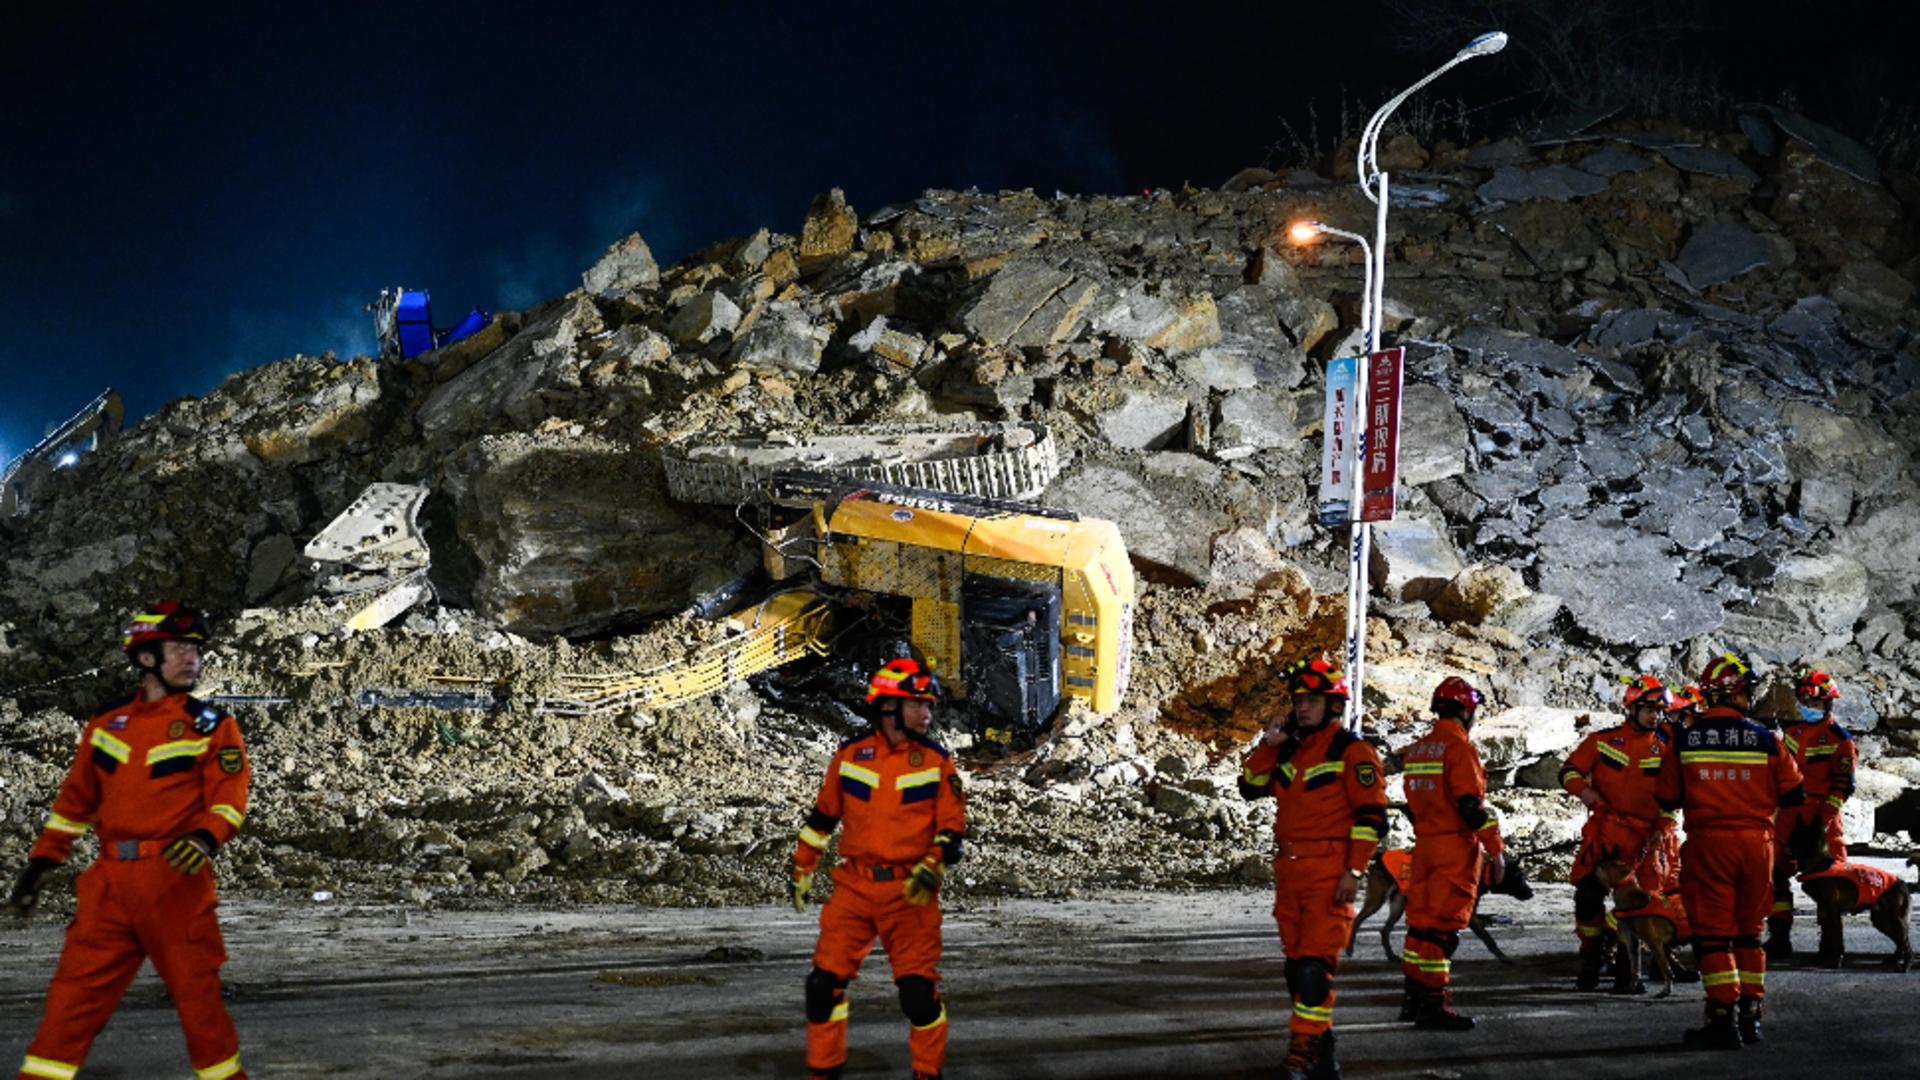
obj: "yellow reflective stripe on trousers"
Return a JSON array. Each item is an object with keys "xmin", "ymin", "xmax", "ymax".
[
  {"xmin": 1702, "ymin": 970, "xmax": 1739, "ymax": 987},
  {"xmin": 89, "ymin": 727, "xmax": 132, "ymax": 764},
  {"xmin": 1349, "ymin": 825, "xmax": 1380, "ymax": 843},
  {"xmin": 1401, "ymin": 950, "xmax": 1450, "ymax": 972},
  {"xmin": 912, "ymin": 1002, "xmax": 948, "ymax": 1030},
  {"xmin": 1403, "ymin": 761, "xmax": 1444, "ymax": 775},
  {"xmin": 195, "ymin": 1053, "xmax": 244, "ymax": 1080},
  {"xmin": 1737, "ymin": 971, "xmax": 1764, "ymax": 987},
  {"xmin": 895, "ymin": 767, "xmax": 941, "ymax": 790},
  {"xmin": 798, "ymin": 826, "xmax": 830, "ymax": 850},
  {"xmin": 1772, "ymin": 900, "xmax": 1793, "ymax": 913},
  {"xmin": 828, "ymin": 1000, "xmax": 849, "ymax": 1023},
  {"xmin": 211, "ymin": 804, "xmax": 245, "ymax": 829},
  {"xmin": 44, "ymin": 812, "xmax": 91, "ymax": 835},
  {"xmin": 1292, "ymin": 1002, "xmax": 1333, "ymax": 1022},
  {"xmin": 837, "ymin": 761, "xmax": 881, "ymax": 788},
  {"xmin": 146, "ymin": 738, "xmax": 211, "ymax": 764},
  {"xmin": 20, "ymin": 1056, "xmax": 79, "ymax": 1080},
  {"xmin": 1678, "ymin": 751, "xmax": 1769, "ymax": 765}
]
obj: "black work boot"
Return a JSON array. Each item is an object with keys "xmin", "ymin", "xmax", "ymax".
[
  {"xmin": 1575, "ymin": 935, "xmax": 1606, "ymax": 991},
  {"xmin": 1413, "ymin": 989, "xmax": 1476, "ymax": 1031},
  {"xmin": 1682, "ymin": 1003, "xmax": 1743, "ymax": 1051},
  {"xmin": 1607, "ymin": 941, "xmax": 1646, "ymax": 995},
  {"xmin": 1397, "ymin": 977, "xmax": 1421, "ymax": 1021},
  {"xmin": 1281, "ymin": 1031, "xmax": 1321, "ymax": 1080},
  {"xmin": 1737, "ymin": 998, "xmax": 1764, "ymax": 1045},
  {"xmin": 1308, "ymin": 1029, "xmax": 1342, "ymax": 1080}
]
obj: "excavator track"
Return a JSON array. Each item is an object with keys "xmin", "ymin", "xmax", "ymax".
[{"xmin": 661, "ymin": 421, "xmax": 1058, "ymax": 506}]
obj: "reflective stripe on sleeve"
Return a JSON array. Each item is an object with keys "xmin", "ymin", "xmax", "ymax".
[
  {"xmin": 43, "ymin": 812, "xmax": 91, "ymax": 836},
  {"xmin": 210, "ymin": 804, "xmax": 246, "ymax": 829},
  {"xmin": 798, "ymin": 826, "xmax": 831, "ymax": 850}
]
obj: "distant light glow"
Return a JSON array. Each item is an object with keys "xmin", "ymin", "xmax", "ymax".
[
  {"xmin": 1287, "ymin": 221, "xmax": 1324, "ymax": 246},
  {"xmin": 58, "ymin": 452, "xmax": 78, "ymax": 467}
]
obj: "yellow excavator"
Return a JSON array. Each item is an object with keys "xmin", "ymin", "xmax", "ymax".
[{"xmin": 489, "ymin": 469, "xmax": 1135, "ymax": 733}]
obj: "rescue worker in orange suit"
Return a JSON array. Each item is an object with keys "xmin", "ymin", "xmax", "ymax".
[
  {"xmin": 1766, "ymin": 668, "xmax": 1856, "ymax": 960},
  {"xmin": 1655, "ymin": 652, "xmax": 1804, "ymax": 1050},
  {"xmin": 1399, "ymin": 676, "xmax": 1505, "ymax": 1031},
  {"xmin": 1561, "ymin": 674, "xmax": 1679, "ymax": 991},
  {"xmin": 791, "ymin": 659, "xmax": 965, "ymax": 1080},
  {"xmin": 6, "ymin": 602, "xmax": 251, "ymax": 1080},
  {"xmin": 1237, "ymin": 657, "xmax": 1388, "ymax": 1080}
]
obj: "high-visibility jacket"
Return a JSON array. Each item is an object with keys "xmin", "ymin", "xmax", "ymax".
[
  {"xmin": 1781, "ymin": 716, "xmax": 1857, "ymax": 812},
  {"xmin": 1562, "ymin": 722, "xmax": 1672, "ymax": 824},
  {"xmin": 1239, "ymin": 722, "xmax": 1389, "ymax": 873},
  {"xmin": 1403, "ymin": 718, "xmax": 1503, "ymax": 860},
  {"xmin": 1655, "ymin": 706, "xmax": 1803, "ymax": 829},
  {"xmin": 795, "ymin": 731, "xmax": 965, "ymax": 873},
  {"xmin": 31, "ymin": 692, "xmax": 250, "ymax": 861},
  {"xmin": 1798, "ymin": 861, "xmax": 1898, "ymax": 912}
]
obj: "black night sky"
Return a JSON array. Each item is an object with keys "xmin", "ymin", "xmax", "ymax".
[{"xmin": 2, "ymin": 1, "xmax": 1915, "ymax": 462}]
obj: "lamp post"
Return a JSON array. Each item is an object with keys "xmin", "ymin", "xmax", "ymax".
[
  {"xmin": 1297, "ymin": 31, "xmax": 1507, "ymax": 733},
  {"xmin": 1289, "ymin": 220, "xmax": 1375, "ymax": 731}
]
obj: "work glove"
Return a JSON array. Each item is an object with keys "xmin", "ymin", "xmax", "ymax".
[
  {"xmin": 902, "ymin": 857, "xmax": 943, "ymax": 906},
  {"xmin": 6, "ymin": 857, "xmax": 60, "ymax": 918},
  {"xmin": 790, "ymin": 869, "xmax": 814, "ymax": 913},
  {"xmin": 163, "ymin": 831, "xmax": 216, "ymax": 875}
]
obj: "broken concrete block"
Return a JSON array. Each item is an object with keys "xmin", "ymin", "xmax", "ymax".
[
  {"xmin": 1397, "ymin": 384, "xmax": 1469, "ymax": 486},
  {"xmin": 582, "ymin": 233, "xmax": 660, "ymax": 297},
  {"xmin": 961, "ymin": 261, "xmax": 1077, "ymax": 346},
  {"xmin": 1090, "ymin": 386, "xmax": 1190, "ymax": 451},
  {"xmin": 667, "ymin": 291, "xmax": 743, "ymax": 345},
  {"xmin": 798, "ymin": 188, "xmax": 859, "ymax": 269},
  {"xmin": 1176, "ymin": 348, "xmax": 1257, "ymax": 391},
  {"xmin": 1213, "ymin": 387, "xmax": 1299, "ymax": 458},
  {"xmin": 847, "ymin": 315, "xmax": 928, "ymax": 372},
  {"xmin": 1674, "ymin": 221, "xmax": 1774, "ymax": 289},
  {"xmin": 1368, "ymin": 517, "xmax": 1463, "ymax": 603},
  {"xmin": 1430, "ymin": 563, "xmax": 1530, "ymax": 625},
  {"xmin": 728, "ymin": 302, "xmax": 828, "ymax": 375},
  {"xmin": 1475, "ymin": 707, "xmax": 1585, "ymax": 770}
]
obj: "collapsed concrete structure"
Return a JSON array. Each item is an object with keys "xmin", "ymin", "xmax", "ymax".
[{"xmin": 1, "ymin": 111, "xmax": 1917, "ymax": 907}]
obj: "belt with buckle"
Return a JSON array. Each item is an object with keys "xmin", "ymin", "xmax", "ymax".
[{"xmin": 103, "ymin": 839, "xmax": 154, "ymax": 860}]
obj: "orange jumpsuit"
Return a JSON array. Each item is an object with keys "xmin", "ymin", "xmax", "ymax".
[
  {"xmin": 1401, "ymin": 718, "xmax": 1503, "ymax": 993},
  {"xmin": 1561, "ymin": 722, "xmax": 1678, "ymax": 943},
  {"xmin": 1239, "ymin": 724, "xmax": 1388, "ymax": 1037},
  {"xmin": 1655, "ymin": 705, "xmax": 1803, "ymax": 1010},
  {"xmin": 795, "ymin": 731, "xmax": 965, "ymax": 1077},
  {"xmin": 1771, "ymin": 716, "xmax": 1857, "ymax": 935},
  {"xmin": 18, "ymin": 692, "xmax": 250, "ymax": 1080}
]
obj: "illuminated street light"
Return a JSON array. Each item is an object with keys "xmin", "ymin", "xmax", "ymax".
[{"xmin": 1339, "ymin": 32, "xmax": 1507, "ymax": 733}]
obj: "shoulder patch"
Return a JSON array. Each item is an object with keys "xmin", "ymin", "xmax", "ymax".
[
  {"xmin": 217, "ymin": 746, "xmax": 244, "ymax": 775},
  {"xmin": 948, "ymin": 773, "xmax": 964, "ymax": 798},
  {"xmin": 1355, "ymin": 761, "xmax": 1378, "ymax": 788}
]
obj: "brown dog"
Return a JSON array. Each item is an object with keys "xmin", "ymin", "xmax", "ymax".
[
  {"xmin": 1786, "ymin": 828, "xmax": 1912, "ymax": 971},
  {"xmin": 1347, "ymin": 848, "xmax": 1534, "ymax": 963},
  {"xmin": 1592, "ymin": 857, "xmax": 1691, "ymax": 997}
]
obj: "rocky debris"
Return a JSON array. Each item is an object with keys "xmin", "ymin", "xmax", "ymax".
[
  {"xmin": 3, "ymin": 112, "xmax": 1919, "ymax": 907},
  {"xmin": 582, "ymin": 233, "xmax": 660, "ymax": 297}
]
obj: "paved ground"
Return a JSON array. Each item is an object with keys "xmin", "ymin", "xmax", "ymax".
[{"xmin": 1, "ymin": 884, "xmax": 1915, "ymax": 1078}]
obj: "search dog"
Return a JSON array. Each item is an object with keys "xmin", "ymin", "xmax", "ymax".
[{"xmin": 1348, "ymin": 848, "xmax": 1534, "ymax": 963}]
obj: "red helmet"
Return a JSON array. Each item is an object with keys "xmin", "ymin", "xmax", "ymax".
[
  {"xmin": 122, "ymin": 601, "xmax": 209, "ymax": 654},
  {"xmin": 1668, "ymin": 685, "xmax": 1705, "ymax": 714},
  {"xmin": 867, "ymin": 658, "xmax": 942, "ymax": 704},
  {"xmin": 1283, "ymin": 657, "xmax": 1350, "ymax": 700},
  {"xmin": 1699, "ymin": 652, "xmax": 1752, "ymax": 698},
  {"xmin": 1621, "ymin": 673, "xmax": 1672, "ymax": 710},
  {"xmin": 1432, "ymin": 676, "xmax": 1483, "ymax": 714},
  {"xmin": 1795, "ymin": 669, "xmax": 1840, "ymax": 702}
]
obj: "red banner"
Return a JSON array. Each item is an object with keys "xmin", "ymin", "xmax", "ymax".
[{"xmin": 1360, "ymin": 347, "xmax": 1403, "ymax": 522}]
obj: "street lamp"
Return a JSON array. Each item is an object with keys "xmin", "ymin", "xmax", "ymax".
[{"xmin": 1339, "ymin": 31, "xmax": 1507, "ymax": 732}]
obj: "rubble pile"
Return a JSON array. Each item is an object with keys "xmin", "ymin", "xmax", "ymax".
[{"xmin": 3, "ymin": 108, "xmax": 1918, "ymax": 905}]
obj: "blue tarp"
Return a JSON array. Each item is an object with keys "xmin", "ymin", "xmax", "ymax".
[
  {"xmin": 395, "ymin": 290, "xmax": 435, "ymax": 359},
  {"xmin": 442, "ymin": 307, "xmax": 491, "ymax": 348}
]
